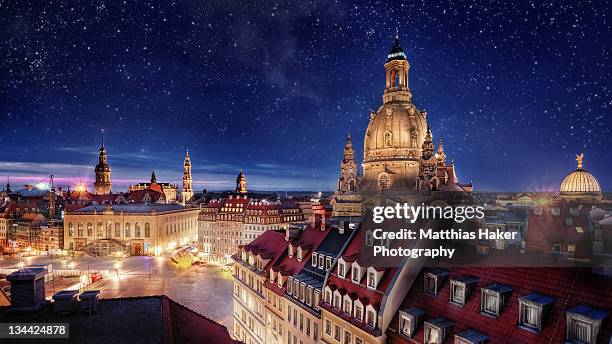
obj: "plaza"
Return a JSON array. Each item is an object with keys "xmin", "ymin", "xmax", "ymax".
[{"xmin": 0, "ymin": 255, "xmax": 234, "ymax": 327}]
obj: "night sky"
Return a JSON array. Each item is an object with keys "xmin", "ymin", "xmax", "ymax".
[{"xmin": 1, "ymin": 0, "xmax": 610, "ymax": 192}]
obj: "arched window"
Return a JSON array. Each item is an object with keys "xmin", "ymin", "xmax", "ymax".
[
  {"xmin": 115, "ymin": 222, "xmax": 121, "ymax": 237},
  {"xmin": 348, "ymin": 179, "xmax": 356, "ymax": 192},
  {"xmin": 105, "ymin": 222, "xmax": 112, "ymax": 237},
  {"xmin": 384, "ymin": 131, "xmax": 392, "ymax": 147},
  {"xmin": 145, "ymin": 223, "xmax": 150, "ymax": 238},
  {"xmin": 77, "ymin": 222, "xmax": 83, "ymax": 237},
  {"xmin": 87, "ymin": 222, "xmax": 93, "ymax": 237},
  {"xmin": 125, "ymin": 223, "xmax": 131, "ymax": 238},
  {"xmin": 394, "ymin": 70, "xmax": 400, "ymax": 87},
  {"xmin": 135, "ymin": 223, "xmax": 141, "ymax": 238},
  {"xmin": 68, "ymin": 222, "xmax": 74, "ymax": 237},
  {"xmin": 97, "ymin": 222, "xmax": 103, "ymax": 237},
  {"xmin": 378, "ymin": 175, "xmax": 389, "ymax": 191}
]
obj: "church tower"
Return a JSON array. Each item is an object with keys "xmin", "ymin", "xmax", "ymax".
[
  {"xmin": 94, "ymin": 130, "xmax": 112, "ymax": 195},
  {"xmin": 181, "ymin": 149, "xmax": 193, "ymax": 204},
  {"xmin": 361, "ymin": 33, "xmax": 428, "ymax": 192},
  {"xmin": 331, "ymin": 131, "xmax": 363, "ymax": 218},
  {"xmin": 236, "ymin": 170, "xmax": 247, "ymax": 194},
  {"xmin": 337, "ymin": 131, "xmax": 359, "ymax": 192}
]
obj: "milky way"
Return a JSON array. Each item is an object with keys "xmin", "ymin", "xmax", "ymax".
[{"xmin": 0, "ymin": 0, "xmax": 610, "ymax": 191}]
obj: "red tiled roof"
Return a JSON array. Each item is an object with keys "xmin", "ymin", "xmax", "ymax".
[
  {"xmin": 386, "ymin": 266, "xmax": 612, "ymax": 344},
  {"xmin": 527, "ymin": 203, "xmax": 591, "ymax": 256}
]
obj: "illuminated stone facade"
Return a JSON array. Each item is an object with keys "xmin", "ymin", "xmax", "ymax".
[
  {"xmin": 64, "ymin": 203, "xmax": 198, "ymax": 256},
  {"xmin": 331, "ymin": 132, "xmax": 363, "ymax": 217}
]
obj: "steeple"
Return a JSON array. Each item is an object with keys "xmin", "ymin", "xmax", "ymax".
[
  {"xmin": 437, "ymin": 139, "xmax": 446, "ymax": 165},
  {"xmin": 236, "ymin": 170, "xmax": 247, "ymax": 194},
  {"xmin": 6, "ymin": 177, "xmax": 10, "ymax": 193},
  {"xmin": 94, "ymin": 129, "xmax": 112, "ymax": 194},
  {"xmin": 343, "ymin": 130, "xmax": 355, "ymax": 162},
  {"xmin": 421, "ymin": 126, "xmax": 435, "ymax": 159},
  {"xmin": 181, "ymin": 149, "xmax": 193, "ymax": 204},
  {"xmin": 151, "ymin": 170, "xmax": 157, "ymax": 184}
]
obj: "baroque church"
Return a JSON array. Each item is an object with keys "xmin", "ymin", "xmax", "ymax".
[{"xmin": 332, "ymin": 33, "xmax": 472, "ymax": 217}]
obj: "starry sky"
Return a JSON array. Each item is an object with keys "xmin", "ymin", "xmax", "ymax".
[{"xmin": 0, "ymin": 0, "xmax": 610, "ymax": 192}]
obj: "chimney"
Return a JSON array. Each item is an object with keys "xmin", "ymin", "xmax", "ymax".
[{"xmin": 7, "ymin": 267, "xmax": 48, "ymax": 311}]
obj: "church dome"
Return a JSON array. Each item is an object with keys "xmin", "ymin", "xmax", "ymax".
[
  {"xmin": 560, "ymin": 170, "xmax": 601, "ymax": 193},
  {"xmin": 363, "ymin": 104, "xmax": 427, "ymax": 163},
  {"xmin": 559, "ymin": 154, "xmax": 602, "ymax": 201}
]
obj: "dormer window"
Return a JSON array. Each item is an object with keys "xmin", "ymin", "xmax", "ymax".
[
  {"xmin": 311, "ymin": 253, "xmax": 318, "ymax": 267},
  {"xmin": 343, "ymin": 298, "xmax": 351, "ymax": 314},
  {"xmin": 366, "ymin": 307, "xmax": 376, "ymax": 328},
  {"xmin": 368, "ymin": 271, "xmax": 376, "ymax": 288},
  {"xmin": 324, "ymin": 288, "xmax": 332, "ymax": 304},
  {"xmin": 566, "ymin": 305, "xmax": 608, "ymax": 344},
  {"xmin": 354, "ymin": 302, "xmax": 363, "ymax": 322},
  {"xmin": 287, "ymin": 277, "xmax": 293, "ymax": 295},
  {"xmin": 326, "ymin": 257, "xmax": 332, "ymax": 270},
  {"xmin": 424, "ymin": 269, "xmax": 449, "ymax": 296},
  {"xmin": 297, "ymin": 246, "xmax": 303, "ymax": 261},
  {"xmin": 518, "ymin": 293, "xmax": 554, "ymax": 332},
  {"xmin": 449, "ymin": 275, "xmax": 478, "ymax": 306},
  {"xmin": 454, "ymin": 330, "xmax": 489, "ymax": 344},
  {"xmin": 333, "ymin": 292, "xmax": 341, "ymax": 309},
  {"xmin": 352, "ymin": 262, "xmax": 362, "ymax": 284},
  {"xmin": 338, "ymin": 261, "xmax": 346, "ymax": 278},
  {"xmin": 270, "ymin": 269, "xmax": 275, "ymax": 282},
  {"xmin": 365, "ymin": 230, "xmax": 374, "ymax": 246},
  {"xmin": 480, "ymin": 284, "xmax": 512, "ymax": 318},
  {"xmin": 424, "ymin": 317, "xmax": 454, "ymax": 344},
  {"xmin": 319, "ymin": 255, "xmax": 324, "ymax": 269},
  {"xmin": 277, "ymin": 273, "xmax": 283, "ymax": 288},
  {"xmin": 288, "ymin": 245, "xmax": 293, "ymax": 258},
  {"xmin": 399, "ymin": 307, "xmax": 425, "ymax": 338}
]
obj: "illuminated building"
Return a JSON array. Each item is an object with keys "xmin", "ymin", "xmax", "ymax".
[
  {"xmin": 128, "ymin": 170, "xmax": 179, "ymax": 203},
  {"xmin": 359, "ymin": 33, "xmax": 471, "ymax": 193},
  {"xmin": 94, "ymin": 131, "xmax": 112, "ymax": 195},
  {"xmin": 63, "ymin": 203, "xmax": 198, "ymax": 256},
  {"xmin": 331, "ymin": 132, "xmax": 363, "ymax": 217},
  {"xmin": 198, "ymin": 174, "xmax": 305, "ymax": 263},
  {"xmin": 181, "ymin": 149, "xmax": 194, "ymax": 204},
  {"xmin": 559, "ymin": 153, "xmax": 603, "ymax": 202}
]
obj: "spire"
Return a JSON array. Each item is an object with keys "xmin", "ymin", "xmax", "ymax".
[
  {"xmin": 100, "ymin": 128, "xmax": 105, "ymax": 150},
  {"xmin": 437, "ymin": 139, "xmax": 446, "ymax": 165},
  {"xmin": 6, "ymin": 177, "xmax": 10, "ymax": 192},
  {"xmin": 151, "ymin": 170, "xmax": 157, "ymax": 183},
  {"xmin": 387, "ymin": 29, "xmax": 406, "ymax": 62}
]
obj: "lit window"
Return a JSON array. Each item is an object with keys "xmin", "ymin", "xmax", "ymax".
[
  {"xmin": 566, "ymin": 305, "xmax": 607, "ymax": 344},
  {"xmin": 326, "ymin": 257, "xmax": 332, "ymax": 270},
  {"xmin": 344, "ymin": 331, "xmax": 351, "ymax": 344},
  {"xmin": 518, "ymin": 293, "xmax": 554, "ymax": 332},
  {"xmin": 311, "ymin": 253, "xmax": 318, "ymax": 267},
  {"xmin": 480, "ymin": 284, "xmax": 512, "ymax": 318},
  {"xmin": 334, "ymin": 324, "xmax": 341, "ymax": 341},
  {"xmin": 449, "ymin": 276, "xmax": 478, "ymax": 306}
]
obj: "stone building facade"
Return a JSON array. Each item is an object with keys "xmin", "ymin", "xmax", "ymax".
[{"xmin": 63, "ymin": 203, "xmax": 198, "ymax": 256}]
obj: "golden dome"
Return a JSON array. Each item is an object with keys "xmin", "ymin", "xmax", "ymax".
[
  {"xmin": 559, "ymin": 154, "xmax": 602, "ymax": 199},
  {"xmin": 560, "ymin": 170, "xmax": 601, "ymax": 193}
]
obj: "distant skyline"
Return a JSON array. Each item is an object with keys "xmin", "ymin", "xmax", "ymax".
[{"xmin": 1, "ymin": 1, "xmax": 610, "ymax": 192}]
